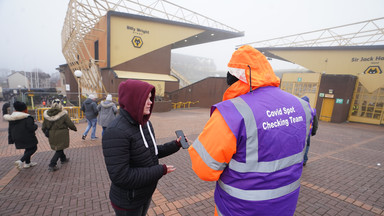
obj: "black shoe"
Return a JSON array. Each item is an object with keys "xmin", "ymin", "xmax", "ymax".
[
  {"xmin": 303, "ymin": 162, "xmax": 307, "ymax": 166},
  {"xmin": 61, "ymin": 158, "xmax": 70, "ymax": 164},
  {"xmin": 48, "ymin": 166, "xmax": 59, "ymax": 172},
  {"xmin": 82, "ymin": 135, "xmax": 86, "ymax": 140}
]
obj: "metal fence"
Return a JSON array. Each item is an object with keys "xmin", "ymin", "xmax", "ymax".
[{"xmin": 35, "ymin": 106, "xmax": 84, "ymax": 123}]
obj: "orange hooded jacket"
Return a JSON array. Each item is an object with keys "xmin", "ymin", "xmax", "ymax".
[
  {"xmin": 188, "ymin": 46, "xmax": 281, "ymax": 216},
  {"xmin": 189, "ymin": 45, "xmax": 280, "ymax": 181}
]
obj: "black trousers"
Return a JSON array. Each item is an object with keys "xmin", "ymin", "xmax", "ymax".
[
  {"xmin": 49, "ymin": 150, "xmax": 67, "ymax": 167},
  {"xmin": 20, "ymin": 146, "xmax": 37, "ymax": 164},
  {"xmin": 112, "ymin": 198, "xmax": 151, "ymax": 216}
]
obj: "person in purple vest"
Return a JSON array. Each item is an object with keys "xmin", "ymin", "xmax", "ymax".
[{"xmin": 188, "ymin": 45, "xmax": 314, "ymax": 216}]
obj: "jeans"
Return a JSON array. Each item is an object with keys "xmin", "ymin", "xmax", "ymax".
[
  {"xmin": 20, "ymin": 146, "xmax": 37, "ymax": 164},
  {"xmin": 83, "ymin": 118, "xmax": 97, "ymax": 139},
  {"xmin": 49, "ymin": 150, "xmax": 67, "ymax": 167},
  {"xmin": 112, "ymin": 198, "xmax": 151, "ymax": 216}
]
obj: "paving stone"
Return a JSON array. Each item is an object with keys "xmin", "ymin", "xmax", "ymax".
[{"xmin": 0, "ymin": 106, "xmax": 383, "ymax": 215}]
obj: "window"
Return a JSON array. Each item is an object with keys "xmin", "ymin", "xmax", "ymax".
[
  {"xmin": 281, "ymin": 81, "xmax": 317, "ymax": 98},
  {"xmin": 94, "ymin": 40, "xmax": 99, "ymax": 61},
  {"xmin": 351, "ymin": 83, "xmax": 384, "ymax": 120}
]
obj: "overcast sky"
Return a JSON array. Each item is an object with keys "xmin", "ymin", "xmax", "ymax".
[{"xmin": 0, "ymin": 0, "xmax": 383, "ymax": 74}]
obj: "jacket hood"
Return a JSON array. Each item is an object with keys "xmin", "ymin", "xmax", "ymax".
[
  {"xmin": 301, "ymin": 96, "xmax": 310, "ymax": 102},
  {"xmin": 43, "ymin": 108, "xmax": 68, "ymax": 121},
  {"xmin": 84, "ymin": 98, "xmax": 94, "ymax": 104},
  {"xmin": 101, "ymin": 100, "xmax": 114, "ymax": 108},
  {"xmin": 223, "ymin": 45, "xmax": 280, "ymax": 101},
  {"xmin": 3, "ymin": 111, "xmax": 30, "ymax": 121},
  {"xmin": 118, "ymin": 79, "xmax": 155, "ymax": 125}
]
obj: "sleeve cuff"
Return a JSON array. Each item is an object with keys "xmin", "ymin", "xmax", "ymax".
[{"xmin": 162, "ymin": 164, "xmax": 167, "ymax": 175}]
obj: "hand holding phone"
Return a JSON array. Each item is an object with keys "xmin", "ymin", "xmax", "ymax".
[{"xmin": 175, "ymin": 130, "xmax": 189, "ymax": 149}]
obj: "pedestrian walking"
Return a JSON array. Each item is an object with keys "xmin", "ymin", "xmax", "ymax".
[
  {"xmin": 2, "ymin": 101, "xmax": 11, "ymax": 116},
  {"xmin": 81, "ymin": 94, "xmax": 98, "ymax": 140},
  {"xmin": 4, "ymin": 101, "xmax": 38, "ymax": 170},
  {"xmin": 301, "ymin": 96, "xmax": 318, "ymax": 166},
  {"xmin": 97, "ymin": 94, "xmax": 117, "ymax": 136},
  {"xmin": 42, "ymin": 99, "xmax": 77, "ymax": 172},
  {"xmin": 188, "ymin": 45, "xmax": 314, "ymax": 216}
]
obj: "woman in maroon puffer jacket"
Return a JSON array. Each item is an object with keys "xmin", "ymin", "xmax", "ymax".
[{"xmin": 102, "ymin": 79, "xmax": 185, "ymax": 216}]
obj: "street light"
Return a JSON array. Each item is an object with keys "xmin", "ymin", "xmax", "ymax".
[{"xmin": 74, "ymin": 70, "xmax": 82, "ymax": 107}]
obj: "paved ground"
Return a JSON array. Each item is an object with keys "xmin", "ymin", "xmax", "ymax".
[{"xmin": 0, "ymin": 102, "xmax": 383, "ymax": 216}]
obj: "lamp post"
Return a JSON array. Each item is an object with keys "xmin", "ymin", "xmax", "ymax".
[
  {"xmin": 17, "ymin": 85, "xmax": 22, "ymax": 101},
  {"xmin": 74, "ymin": 70, "xmax": 82, "ymax": 107}
]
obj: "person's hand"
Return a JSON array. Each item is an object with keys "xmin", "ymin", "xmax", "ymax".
[
  {"xmin": 176, "ymin": 136, "xmax": 190, "ymax": 144},
  {"xmin": 166, "ymin": 165, "xmax": 176, "ymax": 174}
]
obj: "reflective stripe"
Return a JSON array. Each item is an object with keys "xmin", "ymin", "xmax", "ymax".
[
  {"xmin": 230, "ymin": 97, "xmax": 259, "ymax": 161},
  {"xmin": 218, "ymin": 178, "xmax": 301, "ymax": 201},
  {"xmin": 192, "ymin": 138, "xmax": 227, "ymax": 171},
  {"xmin": 228, "ymin": 97, "xmax": 307, "ymax": 173},
  {"xmin": 297, "ymin": 97, "xmax": 313, "ymax": 144},
  {"xmin": 230, "ymin": 150, "xmax": 304, "ymax": 173}
]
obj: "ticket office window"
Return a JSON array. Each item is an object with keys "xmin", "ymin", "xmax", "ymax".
[
  {"xmin": 351, "ymin": 83, "xmax": 384, "ymax": 120},
  {"xmin": 281, "ymin": 82, "xmax": 317, "ymax": 98}
]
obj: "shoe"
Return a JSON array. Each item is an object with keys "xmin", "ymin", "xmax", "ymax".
[
  {"xmin": 48, "ymin": 166, "xmax": 59, "ymax": 172},
  {"xmin": 61, "ymin": 158, "xmax": 70, "ymax": 164},
  {"xmin": 14, "ymin": 160, "xmax": 23, "ymax": 170},
  {"xmin": 91, "ymin": 137, "xmax": 98, "ymax": 140},
  {"xmin": 24, "ymin": 162, "xmax": 37, "ymax": 168},
  {"xmin": 303, "ymin": 162, "xmax": 307, "ymax": 166},
  {"xmin": 82, "ymin": 135, "xmax": 86, "ymax": 140}
]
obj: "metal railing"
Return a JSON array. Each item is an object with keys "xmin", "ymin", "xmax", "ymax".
[
  {"xmin": 241, "ymin": 17, "xmax": 384, "ymax": 48},
  {"xmin": 35, "ymin": 106, "xmax": 84, "ymax": 123},
  {"xmin": 172, "ymin": 101, "xmax": 199, "ymax": 109},
  {"xmin": 62, "ymin": 0, "xmax": 242, "ymax": 96}
]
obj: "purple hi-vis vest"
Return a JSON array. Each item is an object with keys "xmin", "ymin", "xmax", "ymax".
[{"xmin": 211, "ymin": 87, "xmax": 313, "ymax": 216}]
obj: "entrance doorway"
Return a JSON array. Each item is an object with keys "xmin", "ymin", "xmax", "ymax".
[{"xmin": 320, "ymin": 98, "xmax": 335, "ymax": 122}]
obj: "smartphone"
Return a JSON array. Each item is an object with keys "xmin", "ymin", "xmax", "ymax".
[{"xmin": 175, "ymin": 130, "xmax": 189, "ymax": 149}]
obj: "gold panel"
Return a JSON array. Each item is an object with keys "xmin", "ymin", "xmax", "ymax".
[
  {"xmin": 269, "ymin": 50, "xmax": 384, "ymax": 75},
  {"xmin": 281, "ymin": 72, "xmax": 321, "ymax": 82},
  {"xmin": 110, "ymin": 15, "xmax": 204, "ymax": 67},
  {"xmin": 114, "ymin": 70, "xmax": 178, "ymax": 82},
  {"xmin": 358, "ymin": 73, "xmax": 384, "ymax": 93},
  {"xmin": 142, "ymin": 80, "xmax": 165, "ymax": 97}
]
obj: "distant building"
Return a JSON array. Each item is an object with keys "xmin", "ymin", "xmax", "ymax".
[{"xmin": 7, "ymin": 71, "xmax": 51, "ymax": 89}]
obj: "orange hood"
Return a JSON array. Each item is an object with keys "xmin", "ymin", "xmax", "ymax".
[{"xmin": 223, "ymin": 45, "xmax": 280, "ymax": 101}]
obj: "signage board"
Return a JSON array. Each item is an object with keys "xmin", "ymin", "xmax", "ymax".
[{"xmin": 336, "ymin": 98, "xmax": 343, "ymax": 104}]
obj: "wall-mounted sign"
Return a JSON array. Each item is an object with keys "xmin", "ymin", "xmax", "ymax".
[
  {"xmin": 351, "ymin": 56, "xmax": 384, "ymax": 62},
  {"xmin": 346, "ymin": 99, "xmax": 350, "ymax": 104},
  {"xmin": 319, "ymin": 93, "xmax": 325, "ymax": 97},
  {"xmin": 66, "ymin": 84, "xmax": 70, "ymax": 91},
  {"xmin": 131, "ymin": 36, "xmax": 143, "ymax": 48},
  {"xmin": 363, "ymin": 66, "xmax": 382, "ymax": 74},
  {"xmin": 329, "ymin": 89, "xmax": 334, "ymax": 94},
  {"xmin": 324, "ymin": 94, "xmax": 334, "ymax": 98},
  {"xmin": 336, "ymin": 98, "xmax": 343, "ymax": 104},
  {"xmin": 297, "ymin": 77, "xmax": 302, "ymax": 82}
]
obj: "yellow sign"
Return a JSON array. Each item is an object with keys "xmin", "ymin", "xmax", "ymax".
[
  {"xmin": 132, "ymin": 36, "xmax": 143, "ymax": 48},
  {"xmin": 364, "ymin": 66, "xmax": 382, "ymax": 74}
]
